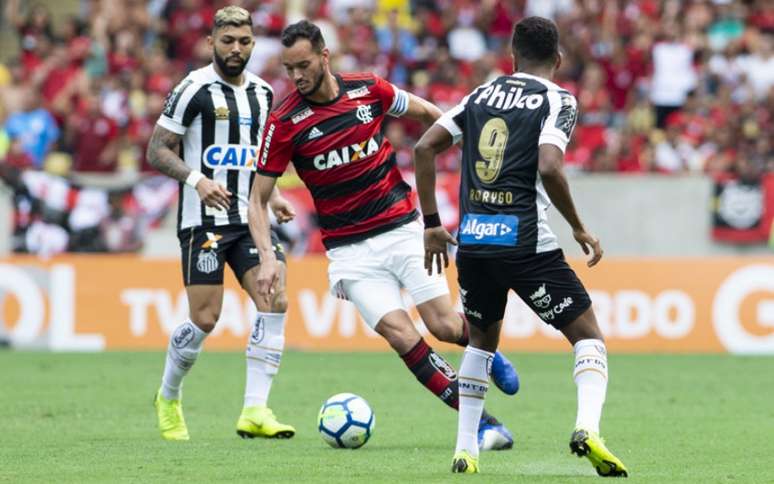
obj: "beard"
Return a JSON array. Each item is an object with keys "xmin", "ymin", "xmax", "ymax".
[
  {"xmin": 214, "ymin": 51, "xmax": 247, "ymax": 77},
  {"xmin": 298, "ymin": 68, "xmax": 325, "ymax": 97}
]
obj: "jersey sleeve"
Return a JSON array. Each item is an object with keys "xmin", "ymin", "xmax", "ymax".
[
  {"xmin": 538, "ymin": 90, "xmax": 578, "ymax": 153},
  {"xmin": 256, "ymin": 113, "xmax": 292, "ymax": 177},
  {"xmin": 373, "ymin": 75, "xmax": 409, "ymax": 117},
  {"xmin": 434, "ymin": 95, "xmax": 469, "ymax": 145},
  {"xmin": 156, "ymin": 78, "xmax": 200, "ymax": 135}
]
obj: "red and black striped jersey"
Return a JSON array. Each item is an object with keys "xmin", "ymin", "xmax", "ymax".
[{"xmin": 257, "ymin": 72, "xmax": 415, "ymax": 249}]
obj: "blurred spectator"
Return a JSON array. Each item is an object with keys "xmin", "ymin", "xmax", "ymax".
[
  {"xmin": 375, "ymin": 9, "xmax": 417, "ymax": 85},
  {"xmin": 650, "ymin": 23, "xmax": 697, "ymax": 127},
  {"xmin": 65, "ymin": 93, "xmax": 119, "ymax": 173},
  {"xmin": 736, "ymin": 30, "xmax": 774, "ymax": 99},
  {"xmin": 0, "ymin": 0, "xmax": 772, "ymax": 254},
  {"xmin": 653, "ymin": 118, "xmax": 697, "ymax": 173},
  {"xmin": 5, "ymin": 0, "xmax": 55, "ymax": 70},
  {"xmin": 707, "ymin": 2, "xmax": 745, "ymax": 50},
  {"xmin": 447, "ymin": 3, "xmax": 487, "ymax": 62},
  {"xmin": 4, "ymin": 88, "xmax": 59, "ymax": 168},
  {"xmin": 99, "ymin": 190, "xmax": 143, "ymax": 253},
  {"xmin": 0, "ymin": 59, "xmax": 27, "ymax": 116}
]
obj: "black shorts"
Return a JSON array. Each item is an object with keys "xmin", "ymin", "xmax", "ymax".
[
  {"xmin": 456, "ymin": 249, "xmax": 591, "ymax": 330},
  {"xmin": 178, "ymin": 225, "xmax": 285, "ymax": 286}
]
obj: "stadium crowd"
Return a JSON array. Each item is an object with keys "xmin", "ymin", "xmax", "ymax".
[{"xmin": 0, "ymin": 0, "xmax": 772, "ymax": 254}]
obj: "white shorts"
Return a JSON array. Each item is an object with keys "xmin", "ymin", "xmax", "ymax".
[{"xmin": 327, "ymin": 220, "xmax": 449, "ymax": 329}]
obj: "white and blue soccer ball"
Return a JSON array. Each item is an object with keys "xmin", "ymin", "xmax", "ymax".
[{"xmin": 318, "ymin": 393, "xmax": 375, "ymax": 449}]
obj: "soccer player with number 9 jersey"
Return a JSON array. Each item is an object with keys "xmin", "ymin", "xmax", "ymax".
[{"xmin": 415, "ymin": 16, "xmax": 629, "ymax": 476}]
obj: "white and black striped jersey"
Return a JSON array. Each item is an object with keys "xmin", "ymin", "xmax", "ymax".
[
  {"xmin": 436, "ymin": 72, "xmax": 578, "ymax": 257},
  {"xmin": 157, "ymin": 64, "xmax": 273, "ymax": 230}
]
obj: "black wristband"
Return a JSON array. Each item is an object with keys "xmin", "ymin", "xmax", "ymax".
[{"xmin": 423, "ymin": 212, "xmax": 442, "ymax": 228}]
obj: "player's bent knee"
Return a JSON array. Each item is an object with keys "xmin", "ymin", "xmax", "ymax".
[
  {"xmin": 191, "ymin": 319, "xmax": 217, "ymax": 333},
  {"xmin": 375, "ymin": 314, "xmax": 420, "ymax": 354},
  {"xmin": 417, "ymin": 296, "xmax": 462, "ymax": 343},
  {"xmin": 270, "ymin": 291, "xmax": 288, "ymax": 313},
  {"xmin": 252, "ymin": 294, "xmax": 273, "ymax": 313},
  {"xmin": 562, "ymin": 308, "xmax": 604, "ymax": 344},
  {"xmin": 189, "ymin": 312, "xmax": 219, "ymax": 333}
]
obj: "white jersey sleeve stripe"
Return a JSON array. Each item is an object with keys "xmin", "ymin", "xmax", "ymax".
[
  {"xmin": 435, "ymin": 110, "xmax": 463, "ymax": 144},
  {"xmin": 433, "ymin": 80, "xmax": 494, "ymax": 145},
  {"xmin": 434, "ymin": 93, "xmax": 470, "ymax": 145},
  {"xmin": 156, "ymin": 115, "xmax": 186, "ymax": 135},
  {"xmin": 538, "ymin": 90, "xmax": 577, "ymax": 153},
  {"xmin": 158, "ymin": 79, "xmax": 200, "ymax": 134},
  {"xmin": 387, "ymin": 86, "xmax": 410, "ymax": 117}
]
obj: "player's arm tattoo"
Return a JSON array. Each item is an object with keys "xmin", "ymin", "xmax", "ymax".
[{"xmin": 146, "ymin": 125, "xmax": 190, "ymax": 183}]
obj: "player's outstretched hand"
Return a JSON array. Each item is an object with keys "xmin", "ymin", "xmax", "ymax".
[
  {"xmin": 573, "ymin": 228, "xmax": 603, "ymax": 267},
  {"xmin": 195, "ymin": 178, "xmax": 232, "ymax": 211},
  {"xmin": 270, "ymin": 196, "xmax": 296, "ymax": 224},
  {"xmin": 424, "ymin": 226, "xmax": 457, "ymax": 276},
  {"xmin": 256, "ymin": 254, "xmax": 279, "ymax": 296}
]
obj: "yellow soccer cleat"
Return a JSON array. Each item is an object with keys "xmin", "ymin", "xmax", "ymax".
[
  {"xmin": 451, "ymin": 451, "xmax": 480, "ymax": 474},
  {"xmin": 154, "ymin": 391, "xmax": 190, "ymax": 441},
  {"xmin": 236, "ymin": 406, "xmax": 295, "ymax": 439},
  {"xmin": 570, "ymin": 429, "xmax": 628, "ymax": 477}
]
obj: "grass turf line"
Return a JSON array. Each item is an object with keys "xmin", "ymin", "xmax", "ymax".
[{"xmin": 1, "ymin": 351, "xmax": 772, "ymax": 483}]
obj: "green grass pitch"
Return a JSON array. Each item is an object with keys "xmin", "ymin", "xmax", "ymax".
[{"xmin": 1, "ymin": 351, "xmax": 772, "ymax": 483}]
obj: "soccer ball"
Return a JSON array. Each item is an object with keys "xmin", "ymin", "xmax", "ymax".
[{"xmin": 318, "ymin": 393, "xmax": 375, "ymax": 449}]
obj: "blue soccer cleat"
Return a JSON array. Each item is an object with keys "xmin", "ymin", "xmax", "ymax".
[
  {"xmin": 491, "ymin": 351, "xmax": 520, "ymax": 395},
  {"xmin": 478, "ymin": 416, "xmax": 514, "ymax": 451}
]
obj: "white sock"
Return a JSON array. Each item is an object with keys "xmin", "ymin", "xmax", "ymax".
[
  {"xmin": 456, "ymin": 346, "xmax": 493, "ymax": 458},
  {"xmin": 244, "ymin": 312, "xmax": 286, "ymax": 408},
  {"xmin": 573, "ymin": 339, "xmax": 608, "ymax": 434},
  {"xmin": 161, "ymin": 321, "xmax": 207, "ymax": 400}
]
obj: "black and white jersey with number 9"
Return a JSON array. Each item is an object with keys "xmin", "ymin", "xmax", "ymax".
[{"xmin": 436, "ymin": 73, "xmax": 578, "ymax": 257}]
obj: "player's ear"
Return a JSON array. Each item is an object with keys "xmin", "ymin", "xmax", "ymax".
[
  {"xmin": 207, "ymin": 35, "xmax": 214, "ymax": 49},
  {"xmin": 555, "ymin": 51, "xmax": 562, "ymax": 71},
  {"xmin": 321, "ymin": 47, "xmax": 330, "ymax": 66},
  {"xmin": 511, "ymin": 53, "xmax": 518, "ymax": 73}
]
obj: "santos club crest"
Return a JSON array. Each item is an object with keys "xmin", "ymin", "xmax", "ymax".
[{"xmin": 196, "ymin": 251, "xmax": 219, "ymax": 274}]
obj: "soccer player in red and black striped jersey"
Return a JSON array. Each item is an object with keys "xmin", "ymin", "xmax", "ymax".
[{"xmin": 248, "ymin": 20, "xmax": 519, "ymax": 450}]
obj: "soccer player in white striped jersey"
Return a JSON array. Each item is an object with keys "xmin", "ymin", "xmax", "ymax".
[{"xmin": 147, "ymin": 6, "xmax": 295, "ymax": 441}]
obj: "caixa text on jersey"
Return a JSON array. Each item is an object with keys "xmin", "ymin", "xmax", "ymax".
[{"xmin": 202, "ymin": 144, "xmax": 260, "ymax": 171}]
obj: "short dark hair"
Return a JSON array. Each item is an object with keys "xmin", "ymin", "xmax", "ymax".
[
  {"xmin": 511, "ymin": 16, "xmax": 559, "ymax": 66},
  {"xmin": 213, "ymin": 6, "xmax": 252, "ymax": 33},
  {"xmin": 280, "ymin": 20, "xmax": 325, "ymax": 52}
]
